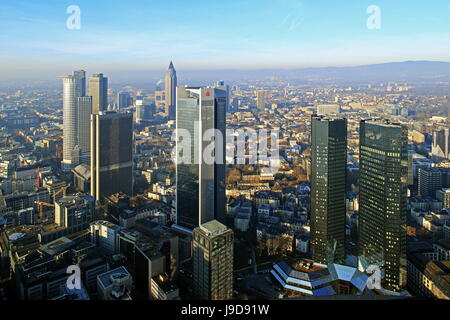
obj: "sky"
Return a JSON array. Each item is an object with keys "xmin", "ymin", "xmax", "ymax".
[{"xmin": 1, "ymin": 0, "xmax": 450, "ymax": 80}]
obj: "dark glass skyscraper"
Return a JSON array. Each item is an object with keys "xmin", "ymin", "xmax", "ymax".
[
  {"xmin": 90, "ymin": 111, "xmax": 133, "ymax": 201},
  {"xmin": 175, "ymin": 86, "xmax": 227, "ymax": 231},
  {"xmin": 310, "ymin": 116, "xmax": 347, "ymax": 264},
  {"xmin": 77, "ymin": 96, "xmax": 92, "ymax": 153},
  {"xmin": 358, "ymin": 119, "xmax": 408, "ymax": 292}
]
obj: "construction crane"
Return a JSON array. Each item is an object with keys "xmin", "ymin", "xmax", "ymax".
[
  {"xmin": 52, "ymin": 185, "xmax": 69, "ymax": 201},
  {"xmin": 35, "ymin": 202, "xmax": 55, "ymax": 219}
]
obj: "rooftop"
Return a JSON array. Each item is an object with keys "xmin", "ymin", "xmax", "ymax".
[
  {"xmin": 199, "ymin": 219, "xmax": 229, "ymax": 237},
  {"xmin": 97, "ymin": 266, "xmax": 131, "ymax": 289}
]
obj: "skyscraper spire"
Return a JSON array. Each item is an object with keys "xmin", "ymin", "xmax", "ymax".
[{"xmin": 165, "ymin": 61, "xmax": 177, "ymax": 120}]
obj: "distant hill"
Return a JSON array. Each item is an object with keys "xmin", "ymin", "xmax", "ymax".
[
  {"xmin": 3, "ymin": 61, "xmax": 450, "ymax": 88},
  {"xmin": 158, "ymin": 61, "xmax": 450, "ymax": 85},
  {"xmin": 290, "ymin": 61, "xmax": 450, "ymax": 83}
]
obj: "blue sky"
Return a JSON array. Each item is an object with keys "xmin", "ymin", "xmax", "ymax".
[{"xmin": 1, "ymin": 0, "xmax": 450, "ymax": 78}]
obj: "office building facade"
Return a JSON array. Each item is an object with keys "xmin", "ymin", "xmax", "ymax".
[
  {"xmin": 358, "ymin": 120, "xmax": 408, "ymax": 292},
  {"xmin": 89, "ymin": 73, "xmax": 108, "ymax": 114},
  {"xmin": 61, "ymin": 71, "xmax": 85, "ymax": 170},
  {"xmin": 256, "ymin": 90, "xmax": 266, "ymax": 111},
  {"xmin": 193, "ymin": 220, "xmax": 233, "ymax": 300},
  {"xmin": 117, "ymin": 92, "xmax": 131, "ymax": 109},
  {"xmin": 90, "ymin": 112, "xmax": 133, "ymax": 202},
  {"xmin": 310, "ymin": 116, "xmax": 347, "ymax": 264},
  {"xmin": 175, "ymin": 86, "xmax": 227, "ymax": 231},
  {"xmin": 77, "ymin": 96, "xmax": 92, "ymax": 153}
]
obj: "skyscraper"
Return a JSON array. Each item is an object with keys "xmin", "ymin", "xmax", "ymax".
[
  {"xmin": 432, "ymin": 128, "xmax": 450, "ymax": 160},
  {"xmin": 61, "ymin": 70, "xmax": 85, "ymax": 171},
  {"xmin": 77, "ymin": 96, "xmax": 92, "ymax": 154},
  {"xmin": 73, "ymin": 70, "xmax": 86, "ymax": 96},
  {"xmin": 256, "ymin": 90, "xmax": 266, "ymax": 111},
  {"xmin": 89, "ymin": 73, "xmax": 108, "ymax": 114},
  {"xmin": 215, "ymin": 80, "xmax": 230, "ymax": 113},
  {"xmin": 193, "ymin": 220, "xmax": 233, "ymax": 300},
  {"xmin": 310, "ymin": 116, "xmax": 347, "ymax": 264},
  {"xmin": 175, "ymin": 86, "xmax": 227, "ymax": 231},
  {"xmin": 90, "ymin": 112, "xmax": 133, "ymax": 201},
  {"xmin": 164, "ymin": 61, "xmax": 177, "ymax": 120},
  {"xmin": 358, "ymin": 119, "xmax": 408, "ymax": 292},
  {"xmin": 117, "ymin": 92, "xmax": 131, "ymax": 109}
]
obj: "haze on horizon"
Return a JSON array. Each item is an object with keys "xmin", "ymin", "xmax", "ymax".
[{"xmin": 1, "ymin": 0, "xmax": 450, "ymax": 81}]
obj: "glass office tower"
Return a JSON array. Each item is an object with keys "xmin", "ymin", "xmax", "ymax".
[
  {"xmin": 89, "ymin": 73, "xmax": 108, "ymax": 114},
  {"xmin": 77, "ymin": 96, "xmax": 92, "ymax": 153},
  {"xmin": 90, "ymin": 112, "xmax": 133, "ymax": 202},
  {"xmin": 175, "ymin": 86, "xmax": 227, "ymax": 231},
  {"xmin": 358, "ymin": 119, "xmax": 408, "ymax": 292},
  {"xmin": 310, "ymin": 116, "xmax": 347, "ymax": 264}
]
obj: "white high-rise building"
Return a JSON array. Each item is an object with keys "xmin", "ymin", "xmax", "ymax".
[{"xmin": 61, "ymin": 70, "xmax": 85, "ymax": 171}]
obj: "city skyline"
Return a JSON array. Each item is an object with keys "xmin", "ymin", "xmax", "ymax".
[{"xmin": 1, "ymin": 0, "xmax": 450, "ymax": 305}]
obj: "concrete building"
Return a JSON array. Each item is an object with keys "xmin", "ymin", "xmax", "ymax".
[
  {"xmin": 97, "ymin": 266, "xmax": 132, "ymax": 300},
  {"xmin": 418, "ymin": 167, "xmax": 450, "ymax": 198},
  {"xmin": 54, "ymin": 195, "xmax": 95, "ymax": 233},
  {"xmin": 407, "ymin": 252, "xmax": 450, "ymax": 299},
  {"xmin": 317, "ymin": 104, "xmax": 340, "ymax": 115},
  {"xmin": 90, "ymin": 220, "xmax": 122, "ymax": 254},
  {"xmin": 118, "ymin": 224, "xmax": 179, "ymax": 299}
]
